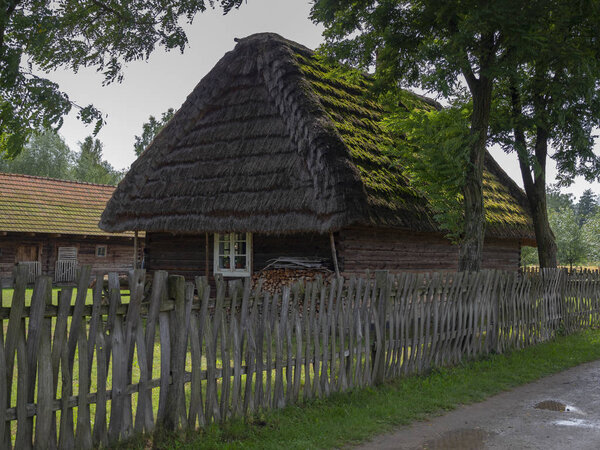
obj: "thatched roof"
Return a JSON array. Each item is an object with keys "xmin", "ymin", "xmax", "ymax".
[{"xmin": 100, "ymin": 33, "xmax": 533, "ymax": 240}]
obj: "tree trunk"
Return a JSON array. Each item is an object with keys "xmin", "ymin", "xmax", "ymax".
[
  {"xmin": 509, "ymin": 82, "xmax": 558, "ymax": 269},
  {"xmin": 458, "ymin": 80, "xmax": 492, "ymax": 272},
  {"xmin": 528, "ymin": 181, "xmax": 558, "ymax": 268}
]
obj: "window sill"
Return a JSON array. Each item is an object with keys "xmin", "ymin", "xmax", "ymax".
[{"xmin": 215, "ymin": 271, "xmax": 251, "ymax": 278}]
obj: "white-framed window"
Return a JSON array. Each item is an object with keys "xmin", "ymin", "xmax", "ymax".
[
  {"xmin": 213, "ymin": 232, "xmax": 252, "ymax": 277},
  {"xmin": 96, "ymin": 245, "xmax": 107, "ymax": 257}
]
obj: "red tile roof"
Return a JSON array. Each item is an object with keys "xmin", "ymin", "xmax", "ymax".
[{"xmin": 0, "ymin": 173, "xmax": 134, "ymax": 237}]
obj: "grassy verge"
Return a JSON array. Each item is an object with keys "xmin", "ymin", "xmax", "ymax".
[{"xmin": 118, "ymin": 329, "xmax": 600, "ymax": 450}]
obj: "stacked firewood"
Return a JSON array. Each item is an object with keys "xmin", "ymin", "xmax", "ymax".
[{"xmin": 252, "ymin": 268, "xmax": 333, "ymax": 294}]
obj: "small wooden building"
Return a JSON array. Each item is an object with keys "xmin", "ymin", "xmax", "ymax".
[
  {"xmin": 0, "ymin": 173, "xmax": 141, "ymax": 286},
  {"xmin": 100, "ymin": 33, "xmax": 535, "ymax": 280}
]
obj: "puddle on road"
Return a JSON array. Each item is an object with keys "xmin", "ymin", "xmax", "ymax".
[
  {"xmin": 534, "ymin": 400, "xmax": 580, "ymax": 413},
  {"xmin": 415, "ymin": 428, "xmax": 490, "ymax": 450},
  {"xmin": 554, "ymin": 419, "xmax": 600, "ymax": 430}
]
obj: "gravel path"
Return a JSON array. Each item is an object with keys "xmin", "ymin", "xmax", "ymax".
[{"xmin": 354, "ymin": 359, "xmax": 600, "ymax": 449}]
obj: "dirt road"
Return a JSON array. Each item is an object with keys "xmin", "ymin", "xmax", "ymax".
[{"xmin": 355, "ymin": 359, "xmax": 600, "ymax": 449}]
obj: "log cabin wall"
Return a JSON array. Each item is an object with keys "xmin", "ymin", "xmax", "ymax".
[
  {"xmin": 0, "ymin": 234, "xmax": 138, "ymax": 286},
  {"xmin": 145, "ymin": 232, "xmax": 332, "ymax": 279},
  {"xmin": 146, "ymin": 228, "xmax": 521, "ymax": 281},
  {"xmin": 337, "ymin": 226, "xmax": 521, "ymax": 275}
]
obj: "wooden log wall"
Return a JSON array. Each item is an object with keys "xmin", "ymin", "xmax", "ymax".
[
  {"xmin": 338, "ymin": 227, "xmax": 521, "ymax": 275},
  {"xmin": 2, "ymin": 266, "xmax": 598, "ymax": 448},
  {"xmin": 146, "ymin": 232, "xmax": 332, "ymax": 279},
  {"xmin": 145, "ymin": 228, "xmax": 522, "ymax": 281},
  {"xmin": 0, "ymin": 235, "xmax": 137, "ymax": 286}
]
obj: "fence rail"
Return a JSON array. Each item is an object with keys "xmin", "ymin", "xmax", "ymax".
[{"xmin": 1, "ymin": 266, "xmax": 599, "ymax": 449}]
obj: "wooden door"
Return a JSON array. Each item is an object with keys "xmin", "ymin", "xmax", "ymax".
[{"xmin": 16, "ymin": 245, "xmax": 39, "ymax": 262}]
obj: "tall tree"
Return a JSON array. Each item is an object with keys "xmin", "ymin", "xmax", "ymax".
[
  {"xmin": 0, "ymin": 129, "xmax": 74, "ymax": 179},
  {"xmin": 549, "ymin": 206, "xmax": 587, "ymax": 270},
  {"xmin": 576, "ymin": 189, "xmax": 598, "ymax": 226},
  {"xmin": 546, "ymin": 185, "xmax": 575, "ymax": 212},
  {"xmin": 491, "ymin": 0, "xmax": 600, "ymax": 268},
  {"xmin": 0, "ymin": 0, "xmax": 243, "ymax": 158},
  {"xmin": 311, "ymin": 0, "xmax": 541, "ymax": 271},
  {"xmin": 582, "ymin": 211, "xmax": 600, "ymax": 263},
  {"xmin": 74, "ymin": 136, "xmax": 122, "ymax": 185},
  {"xmin": 134, "ymin": 108, "xmax": 175, "ymax": 156}
]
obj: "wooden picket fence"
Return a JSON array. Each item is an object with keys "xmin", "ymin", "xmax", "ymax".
[{"xmin": 1, "ymin": 266, "xmax": 599, "ymax": 449}]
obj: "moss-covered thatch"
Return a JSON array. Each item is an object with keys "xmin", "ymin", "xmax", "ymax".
[{"xmin": 100, "ymin": 33, "xmax": 533, "ymax": 240}]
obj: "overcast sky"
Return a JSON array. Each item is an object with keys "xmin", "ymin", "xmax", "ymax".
[{"xmin": 45, "ymin": 0, "xmax": 599, "ymax": 199}]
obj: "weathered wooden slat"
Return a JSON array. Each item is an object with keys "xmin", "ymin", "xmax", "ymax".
[
  {"xmin": 274, "ymin": 320, "xmax": 284, "ymax": 409},
  {"xmin": 75, "ymin": 322, "xmax": 92, "ymax": 450},
  {"xmin": 34, "ymin": 282, "xmax": 54, "ymax": 450},
  {"xmin": 4, "ymin": 265, "xmax": 28, "ymax": 447},
  {"xmin": 0, "ymin": 309, "xmax": 6, "ymax": 449},
  {"xmin": 58, "ymin": 345, "xmax": 74, "ymax": 449},
  {"xmin": 134, "ymin": 324, "xmax": 152, "ymax": 433},
  {"xmin": 188, "ymin": 276, "xmax": 209, "ymax": 428},
  {"xmin": 104, "ymin": 273, "xmax": 122, "ymax": 378},
  {"xmin": 230, "ymin": 282, "xmax": 243, "ymax": 418},
  {"xmin": 285, "ymin": 289, "xmax": 294, "ymax": 404},
  {"xmin": 108, "ymin": 314, "xmax": 126, "ymax": 444},
  {"xmin": 15, "ymin": 317, "xmax": 31, "ymax": 449},
  {"xmin": 293, "ymin": 314, "xmax": 303, "ymax": 402},
  {"xmin": 92, "ymin": 329, "xmax": 108, "ymax": 448},
  {"xmin": 243, "ymin": 281, "xmax": 258, "ymax": 415},
  {"xmin": 253, "ymin": 282, "xmax": 265, "ymax": 410},
  {"xmin": 263, "ymin": 293, "xmax": 273, "ymax": 409},
  {"xmin": 204, "ymin": 318, "xmax": 219, "ymax": 424},
  {"xmin": 67, "ymin": 265, "xmax": 92, "ymax": 371},
  {"xmin": 87, "ymin": 272, "xmax": 105, "ymax": 379},
  {"xmin": 219, "ymin": 314, "xmax": 231, "ymax": 421},
  {"xmin": 164, "ymin": 275, "xmax": 190, "ymax": 430},
  {"xmin": 22, "ymin": 276, "xmax": 50, "ymax": 444}
]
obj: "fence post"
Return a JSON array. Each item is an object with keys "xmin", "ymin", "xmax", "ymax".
[
  {"xmin": 491, "ymin": 271, "xmax": 501, "ymax": 353},
  {"xmin": 372, "ymin": 270, "xmax": 389, "ymax": 385},
  {"xmin": 164, "ymin": 275, "xmax": 188, "ymax": 431}
]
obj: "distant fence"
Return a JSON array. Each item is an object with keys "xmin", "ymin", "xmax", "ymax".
[
  {"xmin": 54, "ymin": 260, "xmax": 78, "ymax": 284},
  {"xmin": 15, "ymin": 262, "xmax": 40, "ymax": 284},
  {"xmin": 1, "ymin": 266, "xmax": 599, "ymax": 448}
]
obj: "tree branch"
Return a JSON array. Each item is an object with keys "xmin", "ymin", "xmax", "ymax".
[{"xmin": 89, "ymin": 0, "xmax": 123, "ymax": 20}]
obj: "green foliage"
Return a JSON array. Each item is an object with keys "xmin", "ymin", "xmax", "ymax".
[
  {"xmin": 546, "ymin": 185, "xmax": 575, "ymax": 211},
  {"xmin": 74, "ymin": 136, "xmax": 123, "ymax": 185},
  {"xmin": 582, "ymin": 212, "xmax": 600, "ymax": 263},
  {"xmin": 134, "ymin": 108, "xmax": 175, "ymax": 157},
  {"xmin": 549, "ymin": 206, "xmax": 587, "ymax": 269},
  {"xmin": 381, "ymin": 98, "xmax": 472, "ymax": 240},
  {"xmin": 0, "ymin": 0, "xmax": 243, "ymax": 158},
  {"xmin": 0, "ymin": 129, "xmax": 74, "ymax": 179},
  {"xmin": 576, "ymin": 189, "xmax": 599, "ymax": 226},
  {"xmin": 0, "ymin": 129, "xmax": 122, "ymax": 185},
  {"xmin": 489, "ymin": 1, "xmax": 600, "ymax": 183},
  {"xmin": 520, "ymin": 246, "xmax": 539, "ymax": 267}
]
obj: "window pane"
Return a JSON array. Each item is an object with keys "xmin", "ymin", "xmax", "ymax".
[
  {"xmin": 234, "ymin": 241, "xmax": 246, "ymax": 256},
  {"xmin": 234, "ymin": 232, "xmax": 246, "ymax": 242},
  {"xmin": 219, "ymin": 255, "xmax": 230, "ymax": 269},
  {"xmin": 234, "ymin": 255, "xmax": 247, "ymax": 270},
  {"xmin": 219, "ymin": 241, "xmax": 230, "ymax": 254}
]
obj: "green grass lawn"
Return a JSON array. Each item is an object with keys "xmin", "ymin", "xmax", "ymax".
[
  {"xmin": 116, "ymin": 328, "xmax": 600, "ymax": 449},
  {"xmin": 1, "ymin": 287, "xmax": 95, "ymax": 307}
]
